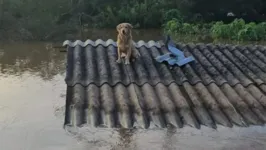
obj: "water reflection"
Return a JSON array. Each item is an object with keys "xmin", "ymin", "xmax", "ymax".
[{"xmin": 0, "ymin": 42, "xmax": 66, "ymax": 80}]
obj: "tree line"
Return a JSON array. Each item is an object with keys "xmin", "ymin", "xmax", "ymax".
[{"xmin": 0, "ymin": 0, "xmax": 265, "ymax": 40}]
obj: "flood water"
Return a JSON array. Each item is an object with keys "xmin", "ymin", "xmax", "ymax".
[{"xmin": 1, "ymin": 30, "xmax": 266, "ymax": 150}]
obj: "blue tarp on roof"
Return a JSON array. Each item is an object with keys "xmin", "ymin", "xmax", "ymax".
[{"xmin": 155, "ymin": 35, "xmax": 195, "ymax": 66}]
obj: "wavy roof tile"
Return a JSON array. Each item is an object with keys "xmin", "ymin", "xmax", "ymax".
[{"xmin": 63, "ymin": 39, "xmax": 266, "ymax": 129}]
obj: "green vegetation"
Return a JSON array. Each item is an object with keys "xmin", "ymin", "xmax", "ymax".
[
  {"xmin": 0, "ymin": 0, "xmax": 266, "ymax": 41},
  {"xmin": 164, "ymin": 18, "xmax": 266, "ymax": 41}
]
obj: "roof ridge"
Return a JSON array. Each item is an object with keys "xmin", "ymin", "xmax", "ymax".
[
  {"xmin": 62, "ymin": 39, "xmax": 266, "ymax": 49},
  {"xmin": 62, "ymin": 39, "xmax": 163, "ymax": 48}
]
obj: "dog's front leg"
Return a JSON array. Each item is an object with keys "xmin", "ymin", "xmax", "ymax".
[
  {"xmin": 125, "ymin": 47, "xmax": 132, "ymax": 65},
  {"xmin": 116, "ymin": 47, "xmax": 122, "ymax": 63}
]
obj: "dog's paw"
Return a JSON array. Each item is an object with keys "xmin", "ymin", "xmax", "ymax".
[
  {"xmin": 125, "ymin": 60, "xmax": 130, "ymax": 65},
  {"xmin": 116, "ymin": 59, "xmax": 122, "ymax": 63}
]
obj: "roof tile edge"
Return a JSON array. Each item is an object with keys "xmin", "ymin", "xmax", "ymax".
[{"xmin": 62, "ymin": 39, "xmax": 163, "ymax": 48}]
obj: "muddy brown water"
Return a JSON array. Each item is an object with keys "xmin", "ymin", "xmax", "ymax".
[{"xmin": 0, "ymin": 30, "xmax": 266, "ymax": 150}]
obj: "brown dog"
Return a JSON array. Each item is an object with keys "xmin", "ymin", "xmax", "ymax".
[{"xmin": 116, "ymin": 23, "xmax": 140, "ymax": 65}]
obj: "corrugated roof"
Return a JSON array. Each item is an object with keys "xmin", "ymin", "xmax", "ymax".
[{"xmin": 63, "ymin": 39, "xmax": 266, "ymax": 129}]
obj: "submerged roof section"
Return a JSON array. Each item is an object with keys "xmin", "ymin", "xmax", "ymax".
[{"xmin": 63, "ymin": 39, "xmax": 266, "ymax": 129}]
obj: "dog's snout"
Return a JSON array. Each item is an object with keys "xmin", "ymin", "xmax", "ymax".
[{"xmin": 122, "ymin": 29, "xmax": 125, "ymax": 34}]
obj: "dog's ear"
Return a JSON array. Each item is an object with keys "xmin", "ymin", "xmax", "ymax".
[
  {"xmin": 127, "ymin": 23, "xmax": 133, "ymax": 29},
  {"xmin": 116, "ymin": 24, "xmax": 122, "ymax": 32}
]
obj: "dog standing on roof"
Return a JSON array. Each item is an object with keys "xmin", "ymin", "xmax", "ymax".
[{"xmin": 116, "ymin": 23, "xmax": 140, "ymax": 65}]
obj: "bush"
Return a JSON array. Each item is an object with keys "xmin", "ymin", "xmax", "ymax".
[
  {"xmin": 210, "ymin": 19, "xmax": 266, "ymax": 41},
  {"xmin": 164, "ymin": 18, "xmax": 266, "ymax": 41},
  {"xmin": 163, "ymin": 19, "xmax": 210, "ymax": 35}
]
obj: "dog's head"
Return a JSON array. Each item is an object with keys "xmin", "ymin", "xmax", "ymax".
[{"xmin": 116, "ymin": 23, "xmax": 133, "ymax": 36}]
